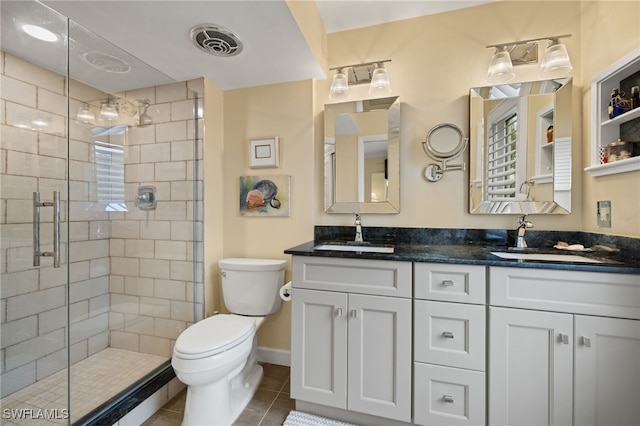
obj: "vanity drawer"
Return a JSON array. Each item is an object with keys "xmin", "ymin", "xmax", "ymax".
[
  {"xmin": 490, "ymin": 267, "xmax": 640, "ymax": 319},
  {"xmin": 414, "ymin": 263, "xmax": 486, "ymax": 304},
  {"xmin": 292, "ymin": 256, "xmax": 412, "ymax": 298},
  {"xmin": 414, "ymin": 363, "xmax": 485, "ymax": 426},
  {"xmin": 414, "ymin": 300, "xmax": 485, "ymax": 371}
]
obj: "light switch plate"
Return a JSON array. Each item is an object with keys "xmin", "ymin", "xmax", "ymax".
[{"xmin": 597, "ymin": 200, "xmax": 611, "ymax": 227}]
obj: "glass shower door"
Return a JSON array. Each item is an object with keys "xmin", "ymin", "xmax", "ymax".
[
  {"xmin": 3, "ymin": 2, "xmax": 202, "ymax": 423},
  {"xmin": 1, "ymin": 1, "xmax": 71, "ymax": 423}
]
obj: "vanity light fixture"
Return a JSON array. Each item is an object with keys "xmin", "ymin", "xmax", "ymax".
[
  {"xmin": 486, "ymin": 35, "xmax": 572, "ymax": 83},
  {"xmin": 328, "ymin": 60, "xmax": 392, "ymax": 100},
  {"xmin": 78, "ymin": 97, "xmax": 152, "ymax": 126}
]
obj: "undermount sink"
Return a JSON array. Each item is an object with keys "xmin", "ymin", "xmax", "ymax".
[
  {"xmin": 314, "ymin": 243, "xmax": 395, "ymax": 254},
  {"xmin": 491, "ymin": 251, "xmax": 603, "ymax": 264}
]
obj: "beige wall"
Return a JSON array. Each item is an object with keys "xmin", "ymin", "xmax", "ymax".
[
  {"xmin": 203, "ymin": 79, "xmax": 225, "ymax": 318},
  {"xmin": 316, "ymin": 1, "xmax": 586, "ymax": 232},
  {"xmin": 220, "ymin": 80, "xmax": 315, "ymax": 350},
  {"xmin": 579, "ymin": 0, "xmax": 640, "ymax": 236},
  {"xmin": 206, "ymin": 1, "xmax": 640, "ymax": 353}
]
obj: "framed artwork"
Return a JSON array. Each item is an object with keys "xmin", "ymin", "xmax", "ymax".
[
  {"xmin": 239, "ymin": 175, "xmax": 290, "ymax": 217},
  {"xmin": 249, "ymin": 137, "xmax": 279, "ymax": 168}
]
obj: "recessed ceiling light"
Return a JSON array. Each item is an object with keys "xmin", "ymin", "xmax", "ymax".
[{"xmin": 22, "ymin": 24, "xmax": 58, "ymax": 42}]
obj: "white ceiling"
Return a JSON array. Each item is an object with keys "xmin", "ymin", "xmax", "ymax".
[{"xmin": 3, "ymin": 1, "xmax": 494, "ymax": 93}]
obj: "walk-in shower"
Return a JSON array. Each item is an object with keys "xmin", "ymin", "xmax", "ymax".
[{"xmin": 1, "ymin": 1, "xmax": 204, "ymax": 424}]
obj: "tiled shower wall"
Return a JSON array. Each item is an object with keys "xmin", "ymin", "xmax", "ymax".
[
  {"xmin": 107, "ymin": 80, "xmax": 204, "ymax": 358},
  {"xmin": 1, "ymin": 51, "xmax": 110, "ymax": 397},
  {"xmin": 0, "ymin": 51, "xmax": 203, "ymax": 397}
]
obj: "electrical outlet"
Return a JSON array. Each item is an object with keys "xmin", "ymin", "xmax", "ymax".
[{"xmin": 597, "ymin": 201, "xmax": 611, "ymax": 228}]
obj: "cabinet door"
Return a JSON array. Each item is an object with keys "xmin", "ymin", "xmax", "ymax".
[
  {"xmin": 489, "ymin": 307, "xmax": 573, "ymax": 426},
  {"xmin": 574, "ymin": 315, "xmax": 640, "ymax": 426},
  {"xmin": 291, "ymin": 289, "xmax": 348, "ymax": 409},
  {"xmin": 347, "ymin": 294, "xmax": 412, "ymax": 422}
]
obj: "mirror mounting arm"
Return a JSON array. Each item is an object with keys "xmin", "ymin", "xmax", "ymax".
[{"xmin": 422, "ymin": 123, "xmax": 468, "ymax": 182}]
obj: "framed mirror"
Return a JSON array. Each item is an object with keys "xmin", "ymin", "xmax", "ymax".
[
  {"xmin": 469, "ymin": 78, "xmax": 572, "ymax": 214},
  {"xmin": 324, "ymin": 96, "xmax": 400, "ymax": 213}
]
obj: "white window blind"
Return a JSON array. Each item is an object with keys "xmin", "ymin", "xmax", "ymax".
[
  {"xmin": 93, "ymin": 126, "xmax": 127, "ymax": 212},
  {"xmin": 487, "ymin": 113, "xmax": 517, "ymax": 200}
]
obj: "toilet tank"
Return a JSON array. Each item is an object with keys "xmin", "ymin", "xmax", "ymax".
[{"xmin": 219, "ymin": 258, "xmax": 287, "ymax": 316}]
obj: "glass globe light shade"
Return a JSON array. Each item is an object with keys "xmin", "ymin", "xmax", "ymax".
[
  {"xmin": 76, "ymin": 104, "xmax": 96, "ymax": 124},
  {"xmin": 329, "ymin": 70, "xmax": 349, "ymax": 101},
  {"xmin": 100, "ymin": 101, "xmax": 119, "ymax": 121},
  {"xmin": 540, "ymin": 41, "xmax": 572, "ymax": 78},
  {"xmin": 486, "ymin": 48, "xmax": 515, "ymax": 84},
  {"xmin": 368, "ymin": 67, "xmax": 391, "ymax": 96}
]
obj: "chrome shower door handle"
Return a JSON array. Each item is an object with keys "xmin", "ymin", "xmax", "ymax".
[
  {"xmin": 52, "ymin": 191, "xmax": 60, "ymax": 268},
  {"xmin": 33, "ymin": 192, "xmax": 41, "ymax": 267},
  {"xmin": 33, "ymin": 191, "xmax": 61, "ymax": 268}
]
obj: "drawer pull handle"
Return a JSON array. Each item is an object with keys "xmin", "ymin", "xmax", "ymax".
[
  {"xmin": 582, "ymin": 336, "xmax": 592, "ymax": 347},
  {"xmin": 443, "ymin": 395, "xmax": 454, "ymax": 403},
  {"xmin": 336, "ymin": 308, "xmax": 343, "ymax": 317},
  {"xmin": 442, "ymin": 280, "xmax": 454, "ymax": 286},
  {"xmin": 350, "ymin": 309, "xmax": 357, "ymax": 319},
  {"xmin": 559, "ymin": 333, "xmax": 570, "ymax": 344},
  {"xmin": 442, "ymin": 331, "xmax": 455, "ymax": 339}
]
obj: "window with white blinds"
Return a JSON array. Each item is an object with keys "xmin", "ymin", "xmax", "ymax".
[
  {"xmin": 486, "ymin": 113, "xmax": 517, "ymax": 200},
  {"xmin": 93, "ymin": 126, "xmax": 128, "ymax": 212}
]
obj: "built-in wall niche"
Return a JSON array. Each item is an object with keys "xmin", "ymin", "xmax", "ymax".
[
  {"xmin": 586, "ymin": 47, "xmax": 640, "ymax": 176},
  {"xmin": 532, "ymin": 104, "xmax": 554, "ymax": 183}
]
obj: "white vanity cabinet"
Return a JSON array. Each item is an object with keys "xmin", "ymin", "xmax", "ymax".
[
  {"xmin": 489, "ymin": 267, "xmax": 640, "ymax": 426},
  {"xmin": 573, "ymin": 315, "xmax": 640, "ymax": 426},
  {"xmin": 290, "ymin": 256, "xmax": 412, "ymax": 423},
  {"xmin": 413, "ymin": 263, "xmax": 487, "ymax": 426}
]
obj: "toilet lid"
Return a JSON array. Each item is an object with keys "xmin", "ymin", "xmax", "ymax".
[{"xmin": 174, "ymin": 314, "xmax": 256, "ymax": 359}]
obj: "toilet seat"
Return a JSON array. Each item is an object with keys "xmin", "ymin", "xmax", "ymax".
[{"xmin": 174, "ymin": 314, "xmax": 256, "ymax": 360}]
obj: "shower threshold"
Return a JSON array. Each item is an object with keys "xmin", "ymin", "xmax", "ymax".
[{"xmin": 1, "ymin": 348, "xmax": 168, "ymax": 425}]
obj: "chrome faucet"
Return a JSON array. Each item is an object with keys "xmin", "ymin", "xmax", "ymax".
[
  {"xmin": 354, "ymin": 213, "xmax": 364, "ymax": 243},
  {"xmin": 515, "ymin": 215, "xmax": 533, "ymax": 248}
]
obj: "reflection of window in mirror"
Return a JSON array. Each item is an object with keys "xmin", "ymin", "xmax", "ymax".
[
  {"xmin": 469, "ymin": 78, "xmax": 571, "ymax": 215},
  {"xmin": 486, "ymin": 100, "xmax": 524, "ymax": 202}
]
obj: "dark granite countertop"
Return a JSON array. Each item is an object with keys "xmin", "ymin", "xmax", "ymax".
[{"xmin": 284, "ymin": 227, "xmax": 640, "ymax": 274}]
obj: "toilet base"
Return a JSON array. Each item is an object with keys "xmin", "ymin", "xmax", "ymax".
[{"xmin": 181, "ymin": 349, "xmax": 263, "ymax": 425}]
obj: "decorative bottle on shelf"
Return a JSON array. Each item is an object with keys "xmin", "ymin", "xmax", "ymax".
[
  {"xmin": 546, "ymin": 125, "xmax": 554, "ymax": 143},
  {"xmin": 631, "ymin": 86, "xmax": 640, "ymax": 110},
  {"xmin": 609, "ymin": 89, "xmax": 619, "ymax": 119}
]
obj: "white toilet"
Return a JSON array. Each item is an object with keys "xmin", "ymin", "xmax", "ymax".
[{"xmin": 171, "ymin": 258, "xmax": 287, "ymax": 426}]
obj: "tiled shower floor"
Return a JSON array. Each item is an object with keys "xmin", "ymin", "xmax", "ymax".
[{"xmin": 1, "ymin": 348, "xmax": 167, "ymax": 425}]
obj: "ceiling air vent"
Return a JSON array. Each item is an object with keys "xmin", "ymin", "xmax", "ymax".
[
  {"xmin": 81, "ymin": 51, "xmax": 131, "ymax": 73},
  {"xmin": 190, "ymin": 25, "xmax": 243, "ymax": 57}
]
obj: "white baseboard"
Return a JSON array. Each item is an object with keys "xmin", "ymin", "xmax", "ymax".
[{"xmin": 257, "ymin": 346, "xmax": 290, "ymax": 367}]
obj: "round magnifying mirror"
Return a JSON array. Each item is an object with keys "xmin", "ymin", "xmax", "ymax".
[{"xmin": 423, "ymin": 123, "xmax": 467, "ymax": 161}]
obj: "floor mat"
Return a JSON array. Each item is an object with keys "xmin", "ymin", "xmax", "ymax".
[{"xmin": 283, "ymin": 410, "xmax": 358, "ymax": 426}]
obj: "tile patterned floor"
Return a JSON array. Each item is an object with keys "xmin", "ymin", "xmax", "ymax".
[
  {"xmin": 1, "ymin": 348, "xmax": 167, "ymax": 425},
  {"xmin": 143, "ymin": 363, "xmax": 293, "ymax": 426}
]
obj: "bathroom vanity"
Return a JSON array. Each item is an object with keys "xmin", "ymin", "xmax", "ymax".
[
  {"xmin": 290, "ymin": 257, "xmax": 412, "ymax": 422},
  {"xmin": 285, "ymin": 234, "xmax": 640, "ymax": 426}
]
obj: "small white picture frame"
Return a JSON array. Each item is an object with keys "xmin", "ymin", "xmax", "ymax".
[{"xmin": 249, "ymin": 137, "xmax": 279, "ymax": 168}]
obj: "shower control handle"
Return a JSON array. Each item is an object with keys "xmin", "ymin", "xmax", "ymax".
[{"xmin": 33, "ymin": 191, "xmax": 61, "ymax": 268}]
